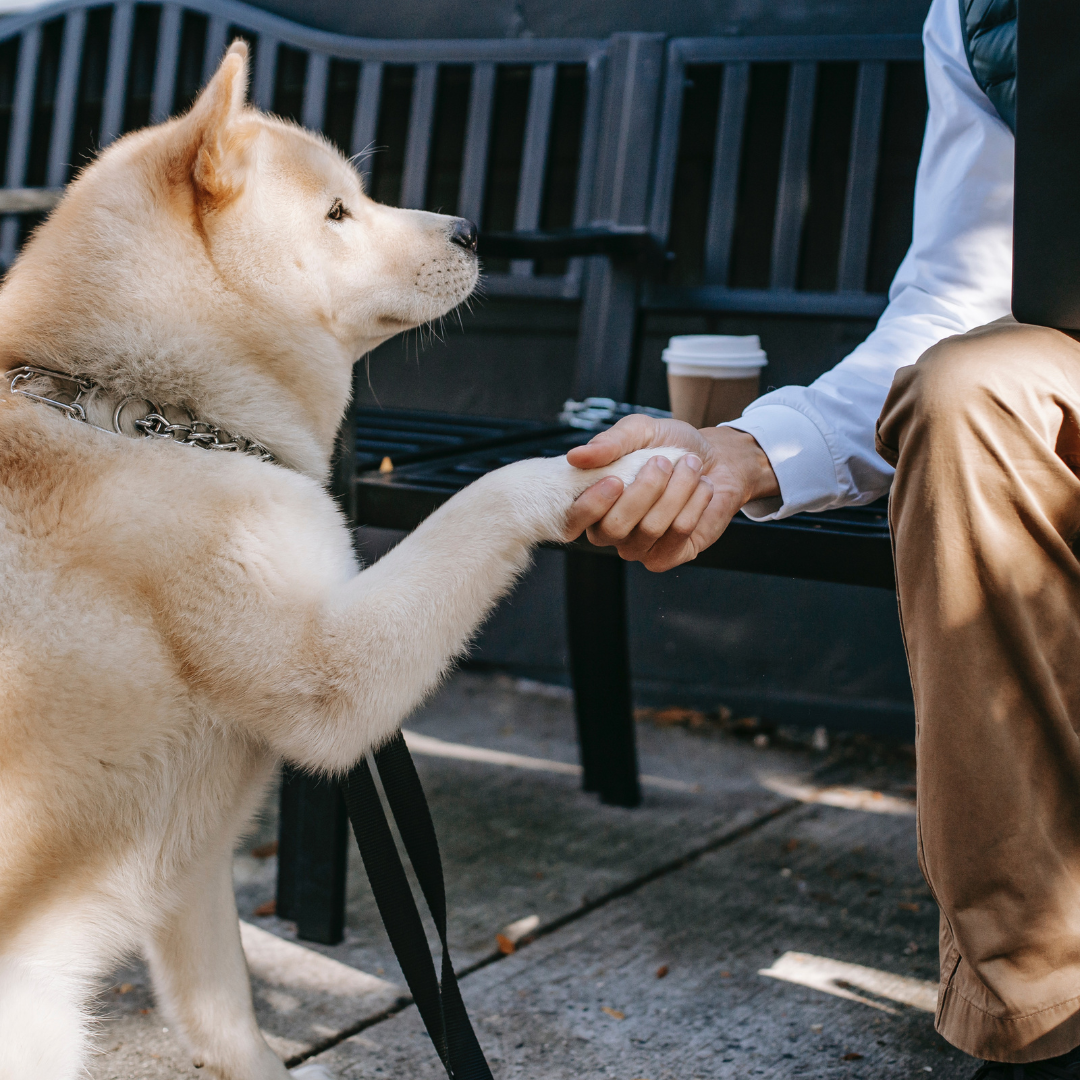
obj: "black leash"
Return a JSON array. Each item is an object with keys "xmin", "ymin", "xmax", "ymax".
[{"xmin": 341, "ymin": 732, "xmax": 494, "ymax": 1080}]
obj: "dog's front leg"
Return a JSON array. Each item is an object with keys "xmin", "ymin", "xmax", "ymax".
[
  {"xmin": 249, "ymin": 447, "xmax": 684, "ymax": 773},
  {"xmin": 145, "ymin": 845, "xmax": 291, "ymax": 1080}
]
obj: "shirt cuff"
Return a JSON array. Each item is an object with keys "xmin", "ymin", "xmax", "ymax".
[{"xmin": 721, "ymin": 405, "xmax": 840, "ymax": 520}]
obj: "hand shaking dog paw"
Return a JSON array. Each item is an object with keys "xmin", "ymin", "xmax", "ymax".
[{"xmin": 587, "ymin": 445, "xmax": 688, "ymax": 488}]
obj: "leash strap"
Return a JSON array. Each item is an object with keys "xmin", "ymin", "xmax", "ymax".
[{"xmin": 341, "ymin": 732, "xmax": 494, "ymax": 1080}]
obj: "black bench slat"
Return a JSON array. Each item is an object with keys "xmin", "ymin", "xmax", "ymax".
[
  {"xmin": 706, "ymin": 62, "xmax": 751, "ymax": 284},
  {"xmin": 458, "ymin": 61, "xmax": 496, "ymax": 224},
  {"xmin": 771, "ymin": 61, "xmax": 818, "ymax": 289},
  {"xmin": 838, "ymin": 60, "xmax": 888, "ymax": 290},
  {"xmin": 401, "ymin": 62, "xmax": 438, "ymax": 209},
  {"xmin": 352, "ymin": 59, "xmax": 383, "ymax": 159},
  {"xmin": 514, "ymin": 62, "xmax": 558, "ymax": 236}
]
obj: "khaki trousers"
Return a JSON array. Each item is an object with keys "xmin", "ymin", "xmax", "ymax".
[{"xmin": 876, "ymin": 318, "xmax": 1080, "ymax": 1062}]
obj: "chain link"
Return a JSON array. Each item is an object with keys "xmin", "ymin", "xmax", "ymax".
[{"xmin": 5, "ymin": 366, "xmax": 276, "ymax": 464}]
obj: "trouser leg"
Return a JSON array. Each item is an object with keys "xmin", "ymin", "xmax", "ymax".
[{"xmin": 876, "ymin": 318, "xmax": 1080, "ymax": 1062}]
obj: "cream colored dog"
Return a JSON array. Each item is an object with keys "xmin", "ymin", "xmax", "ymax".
[{"xmin": 0, "ymin": 40, "xmax": 681, "ymax": 1080}]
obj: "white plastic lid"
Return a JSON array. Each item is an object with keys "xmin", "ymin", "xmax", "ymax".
[
  {"xmin": 665, "ymin": 334, "xmax": 764, "ymax": 357},
  {"xmin": 661, "ymin": 334, "xmax": 767, "ymax": 372}
]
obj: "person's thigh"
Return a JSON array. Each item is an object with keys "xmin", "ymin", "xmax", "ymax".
[{"xmin": 876, "ymin": 317, "xmax": 1080, "ymax": 1063}]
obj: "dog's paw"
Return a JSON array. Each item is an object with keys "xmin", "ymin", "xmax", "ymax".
[
  {"xmin": 486, "ymin": 444, "xmax": 690, "ymax": 545},
  {"xmin": 581, "ymin": 445, "xmax": 689, "ymax": 490},
  {"xmin": 290, "ymin": 1065, "xmax": 336, "ymax": 1080}
]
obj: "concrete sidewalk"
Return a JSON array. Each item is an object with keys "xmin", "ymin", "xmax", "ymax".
[{"xmin": 89, "ymin": 672, "xmax": 969, "ymax": 1080}]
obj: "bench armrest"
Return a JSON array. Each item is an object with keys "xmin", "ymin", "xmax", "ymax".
[{"xmin": 479, "ymin": 225, "xmax": 668, "ymax": 270}]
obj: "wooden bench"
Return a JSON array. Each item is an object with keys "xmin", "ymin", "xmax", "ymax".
[
  {"xmin": 0, "ymin": 1, "xmax": 924, "ymax": 944},
  {"xmin": 353, "ymin": 30, "xmax": 923, "ymax": 809}
]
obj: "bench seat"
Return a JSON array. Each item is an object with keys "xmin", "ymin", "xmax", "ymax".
[{"xmin": 356, "ymin": 430, "xmax": 893, "ymax": 590}]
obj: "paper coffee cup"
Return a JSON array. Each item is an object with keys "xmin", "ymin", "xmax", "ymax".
[{"xmin": 662, "ymin": 335, "xmax": 767, "ymax": 427}]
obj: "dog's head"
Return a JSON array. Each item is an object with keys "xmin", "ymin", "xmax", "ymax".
[
  {"xmin": 177, "ymin": 42, "xmax": 479, "ymax": 349},
  {"xmin": 0, "ymin": 42, "xmax": 479, "ymax": 477}
]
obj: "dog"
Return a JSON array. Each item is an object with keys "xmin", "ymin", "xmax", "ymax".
[{"xmin": 0, "ymin": 41, "xmax": 681, "ymax": 1080}]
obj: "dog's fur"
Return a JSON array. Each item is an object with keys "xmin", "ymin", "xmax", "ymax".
[{"xmin": 0, "ymin": 42, "xmax": 680, "ymax": 1080}]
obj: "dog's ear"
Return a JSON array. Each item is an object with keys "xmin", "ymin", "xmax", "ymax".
[{"xmin": 184, "ymin": 40, "xmax": 250, "ymax": 209}]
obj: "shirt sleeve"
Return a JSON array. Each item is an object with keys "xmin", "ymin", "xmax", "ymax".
[{"xmin": 724, "ymin": 0, "xmax": 1015, "ymax": 521}]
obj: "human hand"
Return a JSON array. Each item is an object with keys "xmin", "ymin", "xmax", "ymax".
[{"xmin": 562, "ymin": 415, "xmax": 779, "ymax": 572}]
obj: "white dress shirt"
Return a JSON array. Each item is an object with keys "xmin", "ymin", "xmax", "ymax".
[{"xmin": 724, "ymin": 0, "xmax": 1015, "ymax": 520}]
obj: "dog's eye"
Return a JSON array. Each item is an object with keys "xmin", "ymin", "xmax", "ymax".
[{"xmin": 327, "ymin": 198, "xmax": 347, "ymax": 222}]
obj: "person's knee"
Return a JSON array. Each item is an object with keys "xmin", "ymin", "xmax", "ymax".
[
  {"xmin": 886, "ymin": 321, "xmax": 1065, "ymax": 445},
  {"xmin": 911, "ymin": 323, "xmax": 1034, "ymax": 422}
]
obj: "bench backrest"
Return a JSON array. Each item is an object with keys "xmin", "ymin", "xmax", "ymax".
[
  {"xmin": 648, "ymin": 35, "xmax": 925, "ymax": 320},
  {"xmin": 0, "ymin": 2, "xmax": 927, "ymax": 407},
  {"xmin": 573, "ymin": 33, "xmax": 926, "ymax": 400},
  {"xmin": 0, "ymin": 0, "xmax": 609, "ymax": 304}
]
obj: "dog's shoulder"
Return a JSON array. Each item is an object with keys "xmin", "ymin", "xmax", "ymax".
[{"xmin": 0, "ymin": 394, "xmax": 357, "ymax": 602}]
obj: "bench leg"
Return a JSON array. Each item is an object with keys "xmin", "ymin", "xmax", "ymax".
[
  {"xmin": 276, "ymin": 766, "xmax": 349, "ymax": 944},
  {"xmin": 565, "ymin": 549, "xmax": 641, "ymax": 808}
]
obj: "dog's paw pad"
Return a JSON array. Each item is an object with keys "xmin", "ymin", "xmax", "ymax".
[{"xmin": 290, "ymin": 1065, "xmax": 336, "ymax": 1080}]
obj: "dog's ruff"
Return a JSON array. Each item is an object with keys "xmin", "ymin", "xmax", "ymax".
[{"xmin": 0, "ymin": 40, "xmax": 684, "ymax": 1080}]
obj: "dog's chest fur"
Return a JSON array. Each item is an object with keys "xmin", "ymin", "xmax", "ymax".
[{"xmin": 0, "ymin": 394, "xmax": 356, "ymax": 945}]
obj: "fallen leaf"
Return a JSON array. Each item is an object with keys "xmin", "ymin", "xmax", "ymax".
[
  {"xmin": 601, "ymin": 1007, "xmax": 625, "ymax": 1020},
  {"xmin": 250, "ymin": 840, "xmax": 278, "ymax": 859},
  {"xmin": 140, "ymin": 1008, "xmax": 150, "ymax": 1015},
  {"xmin": 253, "ymin": 899, "xmax": 276, "ymax": 917},
  {"xmin": 497, "ymin": 914, "xmax": 540, "ymax": 954},
  {"xmin": 784, "ymin": 839, "xmax": 799, "ymax": 853},
  {"xmin": 898, "ymin": 901, "xmax": 919, "ymax": 912},
  {"xmin": 656, "ymin": 706, "xmax": 705, "ymax": 727},
  {"xmin": 655, "ymin": 965, "xmax": 668, "ymax": 979},
  {"xmin": 116, "ymin": 983, "xmax": 134, "ymax": 995},
  {"xmin": 842, "ymin": 1052, "xmax": 864, "ymax": 1061},
  {"xmin": 720, "ymin": 971, "xmax": 732, "ymax": 978}
]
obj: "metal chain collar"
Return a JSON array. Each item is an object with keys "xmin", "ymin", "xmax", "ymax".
[{"xmin": 4, "ymin": 364, "xmax": 276, "ymax": 464}]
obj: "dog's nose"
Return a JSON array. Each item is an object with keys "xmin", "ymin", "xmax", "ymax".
[{"xmin": 448, "ymin": 218, "xmax": 478, "ymax": 253}]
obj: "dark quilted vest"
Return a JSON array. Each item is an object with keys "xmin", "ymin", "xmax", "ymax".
[{"xmin": 959, "ymin": 0, "xmax": 1017, "ymax": 131}]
